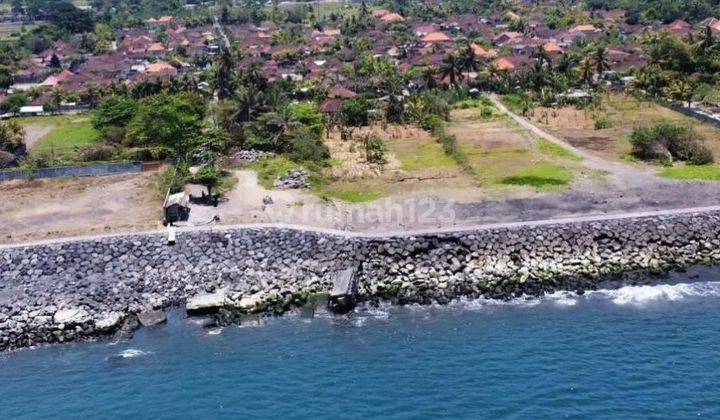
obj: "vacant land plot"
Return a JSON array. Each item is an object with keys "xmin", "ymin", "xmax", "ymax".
[
  {"xmin": 17, "ymin": 115, "xmax": 99, "ymax": 162},
  {"xmin": 316, "ymin": 125, "xmax": 477, "ymax": 202},
  {"xmin": 447, "ymin": 108, "xmax": 593, "ymax": 196},
  {"xmin": 531, "ymin": 94, "xmax": 720, "ymax": 163},
  {"xmin": 0, "ymin": 173, "xmax": 160, "ymax": 244}
]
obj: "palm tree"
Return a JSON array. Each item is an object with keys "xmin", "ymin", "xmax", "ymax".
[
  {"xmin": 578, "ymin": 58, "xmax": 594, "ymax": 88},
  {"xmin": 214, "ymin": 47, "xmax": 235, "ymax": 100},
  {"xmin": 666, "ymin": 78, "xmax": 694, "ymax": 107},
  {"xmin": 458, "ymin": 44, "xmax": 479, "ymax": 74},
  {"xmin": 234, "ymin": 85, "xmax": 264, "ymax": 123},
  {"xmin": 527, "ymin": 61, "xmax": 551, "ymax": 92},
  {"xmin": 591, "ymin": 44, "xmax": 610, "ymax": 82},
  {"xmin": 439, "ymin": 53, "xmax": 463, "ymax": 86},
  {"xmin": 697, "ymin": 26, "xmax": 716, "ymax": 54},
  {"xmin": 419, "ymin": 66, "xmax": 437, "ymax": 90},
  {"xmin": 531, "ymin": 45, "xmax": 551, "ymax": 67}
]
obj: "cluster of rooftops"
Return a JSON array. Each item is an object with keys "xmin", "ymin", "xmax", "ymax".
[{"xmin": 2, "ymin": 8, "xmax": 717, "ymax": 108}]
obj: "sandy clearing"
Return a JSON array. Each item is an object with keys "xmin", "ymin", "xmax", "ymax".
[{"xmin": 0, "ymin": 173, "xmax": 160, "ymax": 244}]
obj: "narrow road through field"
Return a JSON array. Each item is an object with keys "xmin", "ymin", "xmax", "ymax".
[
  {"xmin": 489, "ymin": 94, "xmax": 664, "ymax": 188},
  {"xmin": 22, "ymin": 125, "xmax": 53, "ymax": 150}
]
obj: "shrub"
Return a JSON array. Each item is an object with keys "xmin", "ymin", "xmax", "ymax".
[
  {"xmin": 420, "ymin": 115, "xmax": 445, "ymax": 135},
  {"xmin": 630, "ymin": 123, "xmax": 713, "ymax": 165},
  {"xmin": 363, "ymin": 135, "xmax": 388, "ymax": 165},
  {"xmin": 100, "ymin": 125, "xmax": 127, "ymax": 145},
  {"xmin": 78, "ymin": 144, "xmax": 116, "ymax": 161},
  {"xmin": 0, "ymin": 93, "xmax": 28, "ymax": 114},
  {"xmin": 122, "ymin": 147, "xmax": 168, "ymax": 161},
  {"xmin": 593, "ymin": 114, "xmax": 611, "ymax": 130},
  {"xmin": 287, "ymin": 126, "xmax": 329, "ymax": 163}
]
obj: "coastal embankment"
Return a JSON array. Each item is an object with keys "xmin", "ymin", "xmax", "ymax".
[{"xmin": 2, "ymin": 208, "xmax": 720, "ymax": 352}]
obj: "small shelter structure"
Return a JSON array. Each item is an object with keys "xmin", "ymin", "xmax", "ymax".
[{"xmin": 163, "ymin": 191, "xmax": 190, "ymax": 225}]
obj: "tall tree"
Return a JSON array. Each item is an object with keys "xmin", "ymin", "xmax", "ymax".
[
  {"xmin": 439, "ymin": 53, "xmax": 463, "ymax": 86},
  {"xmin": 214, "ymin": 48, "xmax": 235, "ymax": 100}
]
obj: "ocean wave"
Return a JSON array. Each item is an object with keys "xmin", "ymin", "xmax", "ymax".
[{"xmin": 594, "ymin": 281, "xmax": 720, "ymax": 306}]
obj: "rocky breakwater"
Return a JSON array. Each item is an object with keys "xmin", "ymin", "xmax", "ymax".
[{"xmin": 1, "ymin": 210, "xmax": 720, "ymax": 352}]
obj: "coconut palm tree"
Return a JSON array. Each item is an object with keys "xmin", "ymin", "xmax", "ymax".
[
  {"xmin": 531, "ymin": 45, "xmax": 551, "ymax": 67},
  {"xmin": 419, "ymin": 66, "xmax": 437, "ymax": 90},
  {"xmin": 578, "ymin": 58, "xmax": 594, "ymax": 88},
  {"xmin": 591, "ymin": 44, "xmax": 610, "ymax": 81},
  {"xmin": 458, "ymin": 43, "xmax": 479, "ymax": 74},
  {"xmin": 439, "ymin": 53, "xmax": 463, "ymax": 86},
  {"xmin": 666, "ymin": 78, "xmax": 695, "ymax": 107}
]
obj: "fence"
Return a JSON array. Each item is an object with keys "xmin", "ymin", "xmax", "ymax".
[{"xmin": 0, "ymin": 161, "xmax": 149, "ymax": 182}]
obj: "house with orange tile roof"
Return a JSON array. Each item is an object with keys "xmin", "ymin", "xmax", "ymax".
[
  {"xmin": 542, "ymin": 42, "xmax": 563, "ymax": 54},
  {"xmin": 380, "ymin": 13, "xmax": 405, "ymax": 23},
  {"xmin": 146, "ymin": 62, "xmax": 177, "ymax": 76},
  {"xmin": 147, "ymin": 43, "xmax": 166, "ymax": 54},
  {"xmin": 570, "ymin": 24, "xmax": 599, "ymax": 33},
  {"xmin": 492, "ymin": 57, "xmax": 516, "ymax": 72},
  {"xmin": 422, "ymin": 32, "xmax": 451, "ymax": 43},
  {"xmin": 470, "ymin": 43, "xmax": 498, "ymax": 58}
]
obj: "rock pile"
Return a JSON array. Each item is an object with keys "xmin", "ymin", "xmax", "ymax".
[
  {"xmin": 2, "ymin": 211, "xmax": 720, "ymax": 352},
  {"xmin": 230, "ymin": 149, "xmax": 274, "ymax": 165},
  {"xmin": 274, "ymin": 169, "xmax": 310, "ymax": 189}
]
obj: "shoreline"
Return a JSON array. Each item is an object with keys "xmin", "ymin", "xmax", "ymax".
[{"xmin": 2, "ymin": 209, "xmax": 720, "ymax": 352}]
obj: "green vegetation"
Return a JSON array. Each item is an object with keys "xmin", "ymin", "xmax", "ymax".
[
  {"xmin": 661, "ymin": 165, "xmax": 720, "ymax": 181},
  {"xmin": 316, "ymin": 189, "xmax": 385, "ymax": 203},
  {"xmin": 538, "ymin": 140, "xmax": 582, "ymax": 161},
  {"xmin": 630, "ymin": 122, "xmax": 713, "ymax": 165},
  {"xmin": 26, "ymin": 116, "xmax": 98, "ymax": 162},
  {"xmin": 248, "ymin": 156, "xmax": 305, "ymax": 190},
  {"xmin": 501, "ymin": 163, "xmax": 573, "ymax": 191},
  {"xmin": 397, "ymin": 142, "xmax": 456, "ymax": 172}
]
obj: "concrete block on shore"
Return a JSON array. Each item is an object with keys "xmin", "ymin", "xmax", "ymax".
[{"xmin": 186, "ymin": 292, "xmax": 227, "ymax": 315}]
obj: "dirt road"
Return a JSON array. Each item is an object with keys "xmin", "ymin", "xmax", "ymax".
[{"xmin": 489, "ymin": 94, "xmax": 664, "ymax": 189}]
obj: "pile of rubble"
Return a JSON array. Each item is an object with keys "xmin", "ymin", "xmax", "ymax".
[{"xmin": 274, "ymin": 169, "xmax": 310, "ymax": 189}]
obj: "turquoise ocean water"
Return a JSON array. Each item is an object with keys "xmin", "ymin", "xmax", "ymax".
[{"xmin": 3, "ymin": 269, "xmax": 720, "ymax": 419}]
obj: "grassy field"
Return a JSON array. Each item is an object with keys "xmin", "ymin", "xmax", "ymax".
[
  {"xmin": 246, "ymin": 102, "xmax": 597, "ymax": 203},
  {"xmin": 532, "ymin": 94, "xmax": 720, "ymax": 167},
  {"xmin": 18, "ymin": 115, "xmax": 99, "ymax": 162},
  {"xmin": 447, "ymin": 107, "xmax": 589, "ymax": 193},
  {"xmin": 661, "ymin": 165, "xmax": 720, "ymax": 181}
]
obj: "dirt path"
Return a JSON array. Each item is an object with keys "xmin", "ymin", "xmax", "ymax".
[
  {"xmin": 23, "ymin": 125, "xmax": 54, "ymax": 149},
  {"xmin": 185, "ymin": 170, "xmax": 348, "ymax": 228},
  {"xmin": 489, "ymin": 94, "xmax": 663, "ymax": 189}
]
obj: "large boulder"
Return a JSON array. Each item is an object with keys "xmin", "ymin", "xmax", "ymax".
[
  {"xmin": 94, "ymin": 312, "xmax": 125, "ymax": 332},
  {"xmin": 186, "ymin": 291, "xmax": 226, "ymax": 315},
  {"xmin": 137, "ymin": 310, "xmax": 167, "ymax": 327},
  {"xmin": 236, "ymin": 292, "xmax": 265, "ymax": 312},
  {"xmin": 54, "ymin": 308, "xmax": 91, "ymax": 325}
]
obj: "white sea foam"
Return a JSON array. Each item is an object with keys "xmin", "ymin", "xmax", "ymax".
[
  {"xmin": 595, "ymin": 281, "xmax": 720, "ymax": 306},
  {"xmin": 114, "ymin": 349, "xmax": 151, "ymax": 359},
  {"xmin": 207, "ymin": 328, "xmax": 223, "ymax": 336},
  {"xmin": 543, "ymin": 291, "xmax": 578, "ymax": 307}
]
